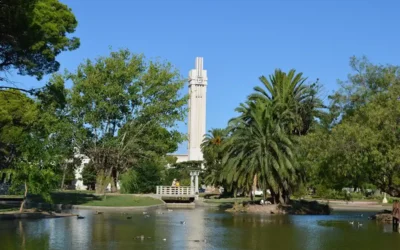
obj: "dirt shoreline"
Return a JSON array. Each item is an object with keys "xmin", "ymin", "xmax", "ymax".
[
  {"xmin": 201, "ymin": 199, "xmax": 391, "ymax": 213},
  {"xmin": 320, "ymin": 200, "xmax": 390, "ymax": 211},
  {"xmin": 0, "ymin": 210, "xmax": 76, "ymax": 220}
]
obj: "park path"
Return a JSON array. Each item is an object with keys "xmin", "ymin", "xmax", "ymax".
[{"xmin": 316, "ymin": 200, "xmax": 390, "ymax": 211}]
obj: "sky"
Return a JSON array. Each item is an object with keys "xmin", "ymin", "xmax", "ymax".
[{"xmin": 8, "ymin": 0, "xmax": 400, "ymax": 154}]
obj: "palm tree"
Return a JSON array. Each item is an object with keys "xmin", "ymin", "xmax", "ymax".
[
  {"xmin": 222, "ymin": 102, "xmax": 297, "ymax": 204},
  {"xmin": 219, "ymin": 69, "xmax": 323, "ymax": 204},
  {"xmin": 201, "ymin": 128, "xmax": 228, "ymax": 188},
  {"xmin": 249, "ymin": 69, "xmax": 324, "ymax": 135}
]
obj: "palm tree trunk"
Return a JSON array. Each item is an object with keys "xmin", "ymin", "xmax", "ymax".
[
  {"xmin": 234, "ymin": 187, "xmax": 237, "ymax": 205},
  {"xmin": 19, "ymin": 181, "xmax": 27, "ymax": 213},
  {"xmin": 251, "ymin": 174, "xmax": 257, "ymax": 203}
]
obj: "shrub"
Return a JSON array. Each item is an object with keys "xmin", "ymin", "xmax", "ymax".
[
  {"xmin": 81, "ymin": 163, "xmax": 96, "ymax": 190},
  {"xmin": 120, "ymin": 169, "xmax": 139, "ymax": 194}
]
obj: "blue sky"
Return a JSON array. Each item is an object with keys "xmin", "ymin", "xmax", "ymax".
[{"xmin": 8, "ymin": 0, "xmax": 400, "ymax": 154}]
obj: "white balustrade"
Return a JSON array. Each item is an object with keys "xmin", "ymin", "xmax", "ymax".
[{"xmin": 156, "ymin": 186, "xmax": 195, "ymax": 196}]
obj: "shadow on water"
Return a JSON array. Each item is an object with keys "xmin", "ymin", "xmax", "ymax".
[
  {"xmin": 28, "ymin": 192, "xmax": 101, "ymax": 205},
  {"xmin": 1, "ymin": 208, "xmax": 400, "ymax": 250}
]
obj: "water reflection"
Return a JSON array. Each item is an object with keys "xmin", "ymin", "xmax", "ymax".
[{"xmin": 1, "ymin": 209, "xmax": 400, "ymax": 250}]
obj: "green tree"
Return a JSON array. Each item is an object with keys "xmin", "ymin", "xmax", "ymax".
[
  {"xmin": 249, "ymin": 69, "xmax": 324, "ymax": 135},
  {"xmin": 119, "ymin": 168, "xmax": 138, "ymax": 194},
  {"xmin": 304, "ymin": 56, "xmax": 400, "ymax": 197},
  {"xmin": 223, "ymin": 102, "xmax": 298, "ymax": 204},
  {"xmin": 201, "ymin": 128, "xmax": 228, "ymax": 188},
  {"xmin": 0, "ymin": 90, "xmax": 60, "ymax": 211},
  {"xmin": 81, "ymin": 162, "xmax": 97, "ymax": 190},
  {"xmin": 0, "ymin": 91, "xmax": 38, "ymax": 169},
  {"xmin": 134, "ymin": 160, "xmax": 164, "ymax": 193},
  {"xmin": 0, "ymin": 0, "xmax": 79, "ymax": 86},
  {"xmin": 68, "ymin": 49, "xmax": 187, "ymax": 194},
  {"xmin": 36, "ymin": 74, "xmax": 84, "ymax": 190},
  {"xmin": 220, "ymin": 69, "xmax": 322, "ymax": 203}
]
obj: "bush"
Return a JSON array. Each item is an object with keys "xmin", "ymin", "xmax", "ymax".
[
  {"xmin": 120, "ymin": 169, "xmax": 139, "ymax": 194},
  {"xmin": 163, "ymin": 168, "xmax": 191, "ymax": 186},
  {"xmin": 120, "ymin": 161, "xmax": 163, "ymax": 194},
  {"xmin": 81, "ymin": 163, "xmax": 96, "ymax": 190},
  {"xmin": 314, "ymin": 185, "xmax": 344, "ymax": 199},
  {"xmin": 135, "ymin": 162, "xmax": 163, "ymax": 193},
  {"xmin": 292, "ymin": 184, "xmax": 309, "ymax": 199}
]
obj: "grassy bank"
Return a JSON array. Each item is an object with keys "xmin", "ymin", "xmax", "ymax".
[
  {"xmin": 80, "ymin": 195, "xmax": 163, "ymax": 207},
  {"xmin": 0, "ymin": 204, "xmax": 19, "ymax": 212},
  {"xmin": 2, "ymin": 192, "xmax": 163, "ymax": 207}
]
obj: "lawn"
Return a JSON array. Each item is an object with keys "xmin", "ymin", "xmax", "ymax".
[
  {"xmin": 81, "ymin": 195, "xmax": 163, "ymax": 207},
  {"xmin": 0, "ymin": 204, "xmax": 19, "ymax": 213},
  {"xmin": 26, "ymin": 192, "xmax": 163, "ymax": 207}
]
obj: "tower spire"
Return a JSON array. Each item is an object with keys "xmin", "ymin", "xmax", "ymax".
[{"xmin": 188, "ymin": 57, "xmax": 207, "ymax": 164}]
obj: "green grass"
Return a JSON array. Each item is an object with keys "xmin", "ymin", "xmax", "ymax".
[
  {"xmin": 26, "ymin": 192, "xmax": 163, "ymax": 207},
  {"xmin": 28, "ymin": 192, "xmax": 99, "ymax": 205},
  {"xmin": 0, "ymin": 204, "xmax": 19, "ymax": 213},
  {"xmin": 0, "ymin": 195, "xmax": 23, "ymax": 199},
  {"xmin": 81, "ymin": 195, "xmax": 163, "ymax": 207}
]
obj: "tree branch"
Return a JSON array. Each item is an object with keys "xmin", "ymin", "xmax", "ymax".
[{"xmin": 0, "ymin": 86, "xmax": 37, "ymax": 94}]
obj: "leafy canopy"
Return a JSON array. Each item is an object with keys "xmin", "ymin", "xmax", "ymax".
[{"xmin": 0, "ymin": 0, "xmax": 79, "ymax": 82}]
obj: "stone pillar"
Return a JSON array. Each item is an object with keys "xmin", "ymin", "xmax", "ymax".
[
  {"xmin": 383, "ymin": 192, "xmax": 388, "ymax": 204},
  {"xmin": 195, "ymin": 174, "xmax": 199, "ymax": 194},
  {"xmin": 190, "ymin": 170, "xmax": 200, "ymax": 199},
  {"xmin": 190, "ymin": 174, "xmax": 194, "ymax": 195}
]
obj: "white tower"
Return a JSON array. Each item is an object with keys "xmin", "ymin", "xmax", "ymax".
[{"xmin": 188, "ymin": 57, "xmax": 207, "ymax": 163}]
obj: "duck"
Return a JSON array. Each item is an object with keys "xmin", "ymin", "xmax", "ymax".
[
  {"xmin": 127, "ymin": 216, "xmax": 132, "ymax": 219},
  {"xmin": 95, "ymin": 211, "xmax": 103, "ymax": 215},
  {"xmin": 357, "ymin": 222, "xmax": 363, "ymax": 227},
  {"xmin": 142, "ymin": 211, "xmax": 148, "ymax": 215},
  {"xmin": 168, "ymin": 209, "xmax": 173, "ymax": 212},
  {"xmin": 135, "ymin": 235, "xmax": 145, "ymax": 240},
  {"xmin": 76, "ymin": 215, "xmax": 85, "ymax": 219},
  {"xmin": 349, "ymin": 221, "xmax": 354, "ymax": 225},
  {"xmin": 180, "ymin": 221, "xmax": 186, "ymax": 225}
]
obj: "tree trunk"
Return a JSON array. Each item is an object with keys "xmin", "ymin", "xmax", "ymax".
[
  {"xmin": 252, "ymin": 174, "xmax": 257, "ymax": 203},
  {"xmin": 270, "ymin": 190, "xmax": 276, "ymax": 204},
  {"xmin": 19, "ymin": 182, "xmax": 27, "ymax": 213},
  {"xmin": 111, "ymin": 168, "xmax": 118, "ymax": 193},
  {"xmin": 95, "ymin": 170, "xmax": 111, "ymax": 194},
  {"xmin": 278, "ymin": 188, "xmax": 285, "ymax": 204},
  {"xmin": 60, "ymin": 163, "xmax": 67, "ymax": 190},
  {"xmin": 282, "ymin": 189, "xmax": 290, "ymax": 204},
  {"xmin": 263, "ymin": 189, "xmax": 267, "ymax": 202},
  {"xmin": 270, "ymin": 189, "xmax": 280, "ymax": 204}
]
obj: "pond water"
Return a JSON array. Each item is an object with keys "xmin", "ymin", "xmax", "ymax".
[{"xmin": 1, "ymin": 208, "xmax": 400, "ymax": 250}]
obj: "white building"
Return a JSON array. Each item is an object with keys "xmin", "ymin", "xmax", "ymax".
[
  {"xmin": 73, "ymin": 152, "xmax": 90, "ymax": 190},
  {"xmin": 72, "ymin": 149, "xmax": 120, "ymax": 191}
]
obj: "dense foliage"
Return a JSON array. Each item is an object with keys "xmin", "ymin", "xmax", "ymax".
[
  {"xmin": 303, "ymin": 57, "xmax": 400, "ymax": 197},
  {"xmin": 0, "ymin": 0, "xmax": 79, "ymax": 84},
  {"xmin": 220, "ymin": 70, "xmax": 321, "ymax": 204}
]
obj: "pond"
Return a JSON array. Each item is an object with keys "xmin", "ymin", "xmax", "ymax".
[{"xmin": 1, "ymin": 208, "xmax": 400, "ymax": 250}]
